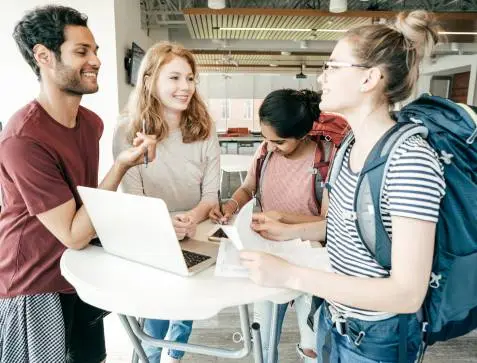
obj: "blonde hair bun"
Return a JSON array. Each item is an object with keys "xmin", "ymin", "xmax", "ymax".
[{"xmin": 394, "ymin": 10, "xmax": 441, "ymax": 58}]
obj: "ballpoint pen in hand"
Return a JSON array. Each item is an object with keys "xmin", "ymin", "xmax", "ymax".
[
  {"xmin": 218, "ymin": 190, "xmax": 223, "ymax": 215},
  {"xmin": 142, "ymin": 119, "xmax": 148, "ymax": 167}
]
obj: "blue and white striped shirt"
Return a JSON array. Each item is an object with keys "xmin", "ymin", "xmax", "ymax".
[{"xmin": 327, "ymin": 135, "xmax": 446, "ymax": 320}]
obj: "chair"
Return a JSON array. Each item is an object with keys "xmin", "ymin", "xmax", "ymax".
[
  {"xmin": 225, "ymin": 128, "xmax": 250, "ymax": 154},
  {"xmin": 220, "ymin": 155, "xmax": 253, "ymax": 197}
]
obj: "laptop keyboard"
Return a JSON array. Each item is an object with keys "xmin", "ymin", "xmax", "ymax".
[{"xmin": 181, "ymin": 250, "xmax": 211, "ymax": 269}]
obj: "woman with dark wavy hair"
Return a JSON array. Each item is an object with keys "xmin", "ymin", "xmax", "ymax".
[
  {"xmin": 113, "ymin": 41, "xmax": 220, "ymax": 363},
  {"xmin": 210, "ymin": 88, "xmax": 324, "ymax": 363}
]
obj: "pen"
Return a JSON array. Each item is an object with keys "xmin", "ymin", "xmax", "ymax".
[
  {"xmin": 142, "ymin": 119, "xmax": 148, "ymax": 168},
  {"xmin": 218, "ymin": 190, "xmax": 223, "ymax": 215}
]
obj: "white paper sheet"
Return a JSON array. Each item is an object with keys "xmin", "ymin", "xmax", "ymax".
[
  {"xmin": 214, "ymin": 239, "xmax": 332, "ymax": 278},
  {"xmin": 221, "ymin": 199, "xmax": 301, "ymax": 251},
  {"xmin": 215, "ymin": 198, "xmax": 332, "ymax": 278}
]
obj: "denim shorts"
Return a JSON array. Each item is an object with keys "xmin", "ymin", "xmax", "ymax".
[{"xmin": 317, "ymin": 303, "xmax": 422, "ymax": 363}]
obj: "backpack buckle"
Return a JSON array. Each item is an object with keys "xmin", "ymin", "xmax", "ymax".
[
  {"xmin": 439, "ymin": 151, "xmax": 454, "ymax": 165},
  {"xmin": 422, "ymin": 322, "xmax": 428, "ymax": 333},
  {"xmin": 429, "ymin": 272, "xmax": 442, "ymax": 289},
  {"xmin": 410, "ymin": 117, "xmax": 423, "ymax": 124}
]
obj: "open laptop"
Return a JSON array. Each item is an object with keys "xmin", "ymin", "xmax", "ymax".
[{"xmin": 77, "ymin": 186, "xmax": 218, "ymax": 276}]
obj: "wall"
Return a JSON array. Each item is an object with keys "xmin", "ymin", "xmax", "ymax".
[
  {"xmin": 198, "ymin": 73, "xmax": 322, "ymax": 131},
  {"xmin": 198, "ymin": 73, "xmax": 320, "ymax": 99},
  {"xmin": 418, "ymin": 55, "xmax": 477, "ymax": 105},
  {"xmin": 0, "ymin": 0, "xmax": 152, "ymax": 179},
  {"xmin": 114, "ymin": 0, "xmax": 156, "ymax": 111}
]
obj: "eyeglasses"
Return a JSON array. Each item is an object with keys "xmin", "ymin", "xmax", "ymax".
[{"xmin": 321, "ymin": 60, "xmax": 372, "ymax": 73}]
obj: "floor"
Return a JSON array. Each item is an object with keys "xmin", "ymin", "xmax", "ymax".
[
  {"xmin": 104, "ymin": 146, "xmax": 477, "ymax": 363},
  {"xmin": 104, "ymin": 307, "xmax": 477, "ymax": 363}
]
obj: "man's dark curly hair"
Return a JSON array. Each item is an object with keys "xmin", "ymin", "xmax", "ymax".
[{"xmin": 13, "ymin": 5, "xmax": 88, "ymax": 79}]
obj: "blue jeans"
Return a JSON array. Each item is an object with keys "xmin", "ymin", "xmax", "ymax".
[
  {"xmin": 254, "ymin": 294, "xmax": 317, "ymax": 363},
  {"xmin": 142, "ymin": 319, "xmax": 193, "ymax": 361},
  {"xmin": 317, "ymin": 304, "xmax": 422, "ymax": 363}
]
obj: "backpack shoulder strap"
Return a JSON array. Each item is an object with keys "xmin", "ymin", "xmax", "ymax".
[
  {"xmin": 255, "ymin": 143, "xmax": 272, "ymax": 204},
  {"xmin": 456, "ymin": 103, "xmax": 477, "ymax": 144},
  {"xmin": 311, "ymin": 139, "xmax": 339, "ymax": 212},
  {"xmin": 355, "ymin": 122, "xmax": 428, "ymax": 269},
  {"xmin": 325, "ymin": 131, "xmax": 354, "ymax": 194},
  {"xmin": 310, "ymin": 141, "xmax": 326, "ymax": 211}
]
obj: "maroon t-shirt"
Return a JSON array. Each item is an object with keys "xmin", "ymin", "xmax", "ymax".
[{"xmin": 0, "ymin": 100, "xmax": 103, "ymax": 297}]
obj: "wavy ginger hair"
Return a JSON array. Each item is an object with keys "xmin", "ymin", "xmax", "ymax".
[{"xmin": 125, "ymin": 41, "xmax": 212, "ymax": 143}]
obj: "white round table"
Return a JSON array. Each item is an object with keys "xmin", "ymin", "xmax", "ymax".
[{"xmin": 60, "ymin": 219, "xmax": 299, "ymax": 362}]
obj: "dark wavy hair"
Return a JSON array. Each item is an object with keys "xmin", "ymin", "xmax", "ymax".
[
  {"xmin": 259, "ymin": 89, "xmax": 322, "ymax": 139},
  {"xmin": 13, "ymin": 5, "xmax": 88, "ymax": 79}
]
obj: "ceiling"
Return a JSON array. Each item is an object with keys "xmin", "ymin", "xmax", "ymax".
[
  {"xmin": 140, "ymin": 0, "xmax": 477, "ymax": 73},
  {"xmin": 193, "ymin": 49, "xmax": 328, "ymax": 73}
]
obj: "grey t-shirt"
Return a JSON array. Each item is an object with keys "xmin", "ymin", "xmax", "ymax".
[{"xmin": 113, "ymin": 118, "xmax": 220, "ymax": 212}]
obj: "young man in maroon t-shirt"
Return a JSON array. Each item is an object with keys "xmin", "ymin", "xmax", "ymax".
[{"xmin": 0, "ymin": 6, "xmax": 156, "ymax": 363}]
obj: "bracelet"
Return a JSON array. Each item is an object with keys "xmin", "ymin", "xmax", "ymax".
[{"xmin": 227, "ymin": 198, "xmax": 240, "ymax": 214}]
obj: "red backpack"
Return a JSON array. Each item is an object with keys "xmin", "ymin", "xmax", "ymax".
[{"xmin": 254, "ymin": 113, "xmax": 349, "ymax": 213}]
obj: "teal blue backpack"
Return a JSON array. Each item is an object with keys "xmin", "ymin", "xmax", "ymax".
[{"xmin": 326, "ymin": 94, "xmax": 477, "ymax": 361}]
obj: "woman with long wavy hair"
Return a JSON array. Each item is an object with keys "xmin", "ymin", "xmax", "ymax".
[{"xmin": 113, "ymin": 41, "xmax": 220, "ymax": 363}]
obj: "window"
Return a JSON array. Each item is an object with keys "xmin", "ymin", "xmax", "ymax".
[
  {"xmin": 243, "ymin": 99, "xmax": 253, "ymax": 120},
  {"xmin": 220, "ymin": 99, "xmax": 231, "ymax": 120}
]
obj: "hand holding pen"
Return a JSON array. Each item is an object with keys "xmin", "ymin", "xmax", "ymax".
[
  {"xmin": 117, "ymin": 127, "xmax": 157, "ymax": 168},
  {"xmin": 209, "ymin": 191, "xmax": 237, "ymax": 224}
]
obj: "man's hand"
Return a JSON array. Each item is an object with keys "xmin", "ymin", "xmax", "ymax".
[
  {"xmin": 251, "ymin": 213, "xmax": 292, "ymax": 241},
  {"xmin": 116, "ymin": 132, "xmax": 157, "ymax": 168},
  {"xmin": 240, "ymin": 250, "xmax": 294, "ymax": 287}
]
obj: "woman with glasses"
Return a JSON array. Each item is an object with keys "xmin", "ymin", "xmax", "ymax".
[
  {"xmin": 113, "ymin": 41, "xmax": 220, "ymax": 363},
  {"xmin": 241, "ymin": 10, "xmax": 445, "ymax": 363},
  {"xmin": 209, "ymin": 88, "xmax": 324, "ymax": 362}
]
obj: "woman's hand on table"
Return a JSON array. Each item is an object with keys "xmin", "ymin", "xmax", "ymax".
[{"xmin": 173, "ymin": 214, "xmax": 197, "ymax": 240}]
